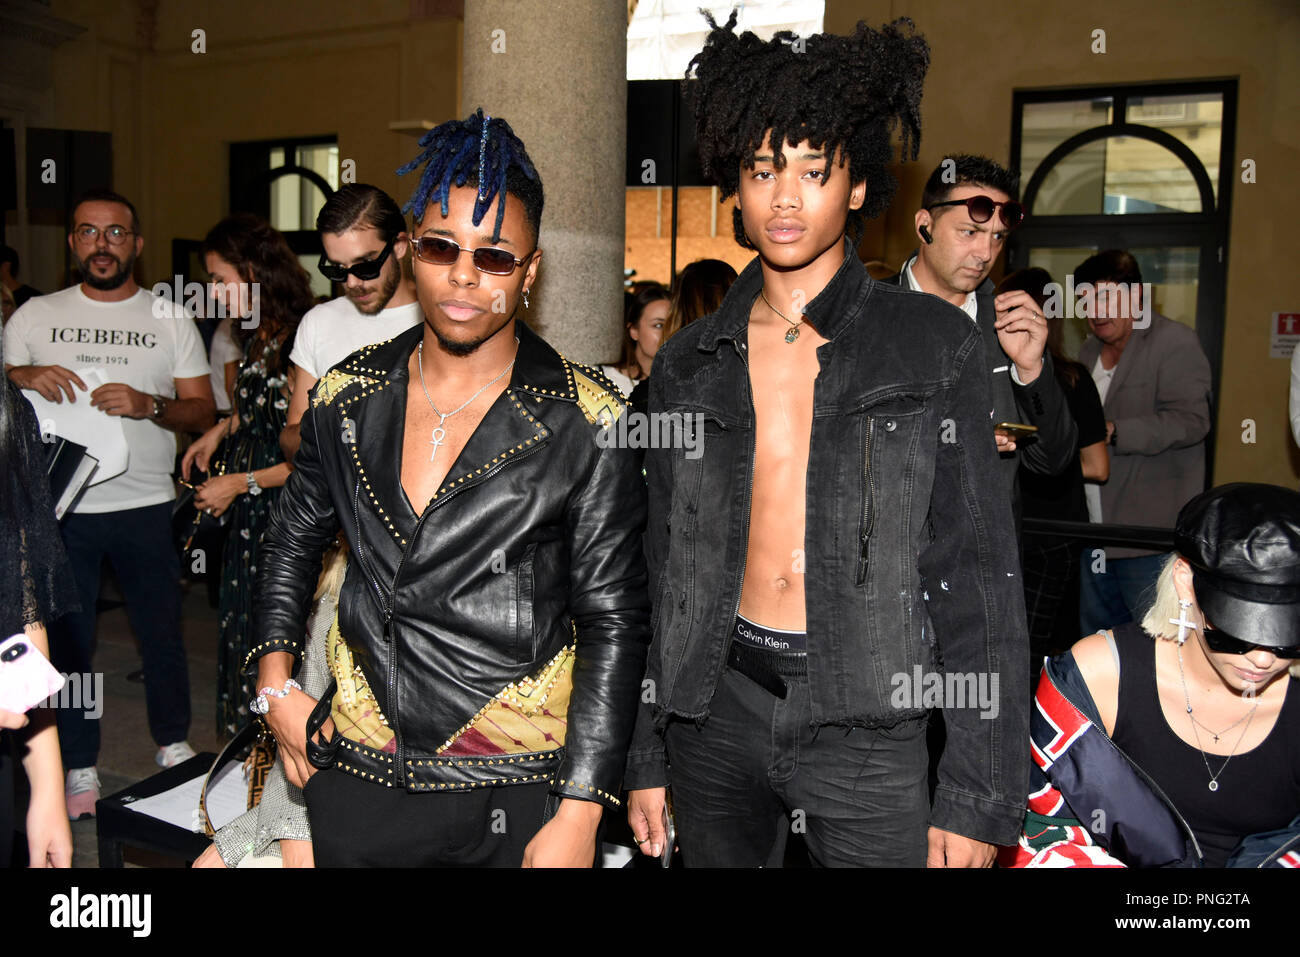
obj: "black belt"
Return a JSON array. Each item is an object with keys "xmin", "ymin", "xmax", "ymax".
[{"xmin": 726, "ymin": 640, "xmax": 807, "ymax": 699}]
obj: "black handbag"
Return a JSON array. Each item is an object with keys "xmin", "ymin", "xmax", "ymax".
[{"xmin": 174, "ymin": 415, "xmax": 237, "ymax": 553}]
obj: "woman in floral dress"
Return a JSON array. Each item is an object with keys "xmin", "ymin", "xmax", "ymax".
[{"xmin": 181, "ymin": 214, "xmax": 316, "ymax": 736}]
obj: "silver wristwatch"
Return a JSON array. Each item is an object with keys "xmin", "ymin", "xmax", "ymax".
[
  {"xmin": 246, "ymin": 471, "xmax": 263, "ymax": 496},
  {"xmin": 250, "ymin": 678, "xmax": 301, "ymax": 715}
]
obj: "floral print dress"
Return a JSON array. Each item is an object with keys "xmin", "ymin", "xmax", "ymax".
[{"xmin": 216, "ymin": 336, "xmax": 290, "ymax": 737}]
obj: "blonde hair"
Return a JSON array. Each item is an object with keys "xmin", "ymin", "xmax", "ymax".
[
  {"xmin": 312, "ymin": 539, "xmax": 348, "ymax": 602},
  {"xmin": 1140, "ymin": 552, "xmax": 1300, "ymax": 678},
  {"xmin": 1139, "ymin": 553, "xmax": 1182, "ymax": 641}
]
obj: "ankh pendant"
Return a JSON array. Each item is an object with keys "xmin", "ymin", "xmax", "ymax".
[
  {"xmin": 430, "ymin": 420, "xmax": 448, "ymax": 461},
  {"xmin": 785, "ymin": 327, "xmax": 800, "ymax": 344}
]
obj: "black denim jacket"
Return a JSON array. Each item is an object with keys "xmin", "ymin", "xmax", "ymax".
[{"xmin": 625, "ymin": 243, "xmax": 1031, "ymax": 845}]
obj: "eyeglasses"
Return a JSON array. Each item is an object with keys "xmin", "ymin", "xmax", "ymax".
[
  {"xmin": 927, "ymin": 195, "xmax": 1025, "ymax": 230},
  {"xmin": 74, "ymin": 224, "xmax": 134, "ymax": 245},
  {"xmin": 318, "ymin": 240, "xmax": 395, "ymax": 283},
  {"xmin": 1203, "ymin": 622, "xmax": 1300, "ymax": 660},
  {"xmin": 412, "ymin": 237, "xmax": 532, "ymax": 276}
]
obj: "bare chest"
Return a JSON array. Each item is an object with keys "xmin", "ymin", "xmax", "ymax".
[{"xmin": 400, "ymin": 384, "xmax": 504, "ymax": 514}]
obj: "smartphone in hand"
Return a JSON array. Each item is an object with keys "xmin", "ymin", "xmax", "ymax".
[{"xmin": 0, "ymin": 634, "xmax": 65, "ymax": 714}]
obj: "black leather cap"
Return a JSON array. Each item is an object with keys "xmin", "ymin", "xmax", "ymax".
[{"xmin": 1175, "ymin": 483, "xmax": 1300, "ymax": 649}]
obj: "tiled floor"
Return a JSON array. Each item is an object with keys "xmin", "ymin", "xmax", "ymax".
[{"xmin": 31, "ymin": 571, "xmax": 225, "ymax": 868}]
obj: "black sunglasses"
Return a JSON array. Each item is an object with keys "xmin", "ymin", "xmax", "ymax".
[
  {"xmin": 318, "ymin": 240, "xmax": 395, "ymax": 283},
  {"xmin": 413, "ymin": 237, "xmax": 532, "ymax": 276},
  {"xmin": 1203, "ymin": 622, "xmax": 1300, "ymax": 660},
  {"xmin": 927, "ymin": 195, "xmax": 1025, "ymax": 230}
]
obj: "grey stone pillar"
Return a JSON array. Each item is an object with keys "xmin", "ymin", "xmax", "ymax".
[{"xmin": 461, "ymin": 0, "xmax": 626, "ymax": 365}]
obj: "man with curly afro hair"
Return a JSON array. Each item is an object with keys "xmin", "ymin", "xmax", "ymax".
[{"xmin": 624, "ymin": 11, "xmax": 1030, "ymax": 868}]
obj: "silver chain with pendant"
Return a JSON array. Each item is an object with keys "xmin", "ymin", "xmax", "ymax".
[
  {"xmin": 1176, "ymin": 641, "xmax": 1259, "ymax": 792},
  {"xmin": 416, "ymin": 337, "xmax": 518, "ymax": 462}
]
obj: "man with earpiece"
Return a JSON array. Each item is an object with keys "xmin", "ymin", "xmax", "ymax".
[{"xmin": 884, "ymin": 154, "xmax": 1076, "ymax": 523}]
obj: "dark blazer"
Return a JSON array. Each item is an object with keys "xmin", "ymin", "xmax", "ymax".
[
  {"xmin": 884, "ymin": 257, "xmax": 1079, "ymax": 515},
  {"xmin": 1078, "ymin": 313, "xmax": 1211, "ymax": 558}
]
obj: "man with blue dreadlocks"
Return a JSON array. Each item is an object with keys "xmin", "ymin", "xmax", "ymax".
[{"xmin": 249, "ymin": 110, "xmax": 650, "ymax": 866}]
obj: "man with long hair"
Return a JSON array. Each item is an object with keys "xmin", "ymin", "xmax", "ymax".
[
  {"xmin": 626, "ymin": 14, "xmax": 1029, "ymax": 867},
  {"xmin": 3, "ymin": 189, "xmax": 215, "ymax": 818}
]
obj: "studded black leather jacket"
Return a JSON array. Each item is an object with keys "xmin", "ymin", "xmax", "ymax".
[{"xmin": 250, "ymin": 321, "xmax": 650, "ymax": 810}]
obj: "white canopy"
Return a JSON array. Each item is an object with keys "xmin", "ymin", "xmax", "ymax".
[{"xmin": 627, "ymin": 0, "xmax": 825, "ymax": 81}]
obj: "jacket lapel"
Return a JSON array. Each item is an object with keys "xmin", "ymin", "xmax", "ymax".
[{"xmin": 421, "ymin": 321, "xmax": 559, "ymax": 508}]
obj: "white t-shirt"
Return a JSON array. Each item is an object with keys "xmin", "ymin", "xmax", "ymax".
[
  {"xmin": 1084, "ymin": 355, "xmax": 1117, "ymax": 524},
  {"xmin": 288, "ymin": 297, "xmax": 423, "ymax": 381},
  {"xmin": 208, "ymin": 317, "xmax": 243, "ymax": 412},
  {"xmin": 599, "ymin": 364, "xmax": 639, "ymax": 399},
  {"xmin": 4, "ymin": 285, "xmax": 210, "ymax": 513}
]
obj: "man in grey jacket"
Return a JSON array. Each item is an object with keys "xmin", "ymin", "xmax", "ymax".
[{"xmin": 1075, "ymin": 249, "xmax": 1212, "ymax": 633}]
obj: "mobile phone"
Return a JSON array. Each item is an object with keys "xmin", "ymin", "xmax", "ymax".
[
  {"xmin": 994, "ymin": 421, "xmax": 1039, "ymax": 441},
  {"xmin": 0, "ymin": 634, "xmax": 66, "ymax": 714},
  {"xmin": 660, "ymin": 801, "xmax": 676, "ymax": 868}
]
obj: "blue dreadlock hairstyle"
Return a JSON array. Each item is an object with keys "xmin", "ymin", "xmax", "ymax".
[{"xmin": 396, "ymin": 108, "xmax": 544, "ymax": 243}]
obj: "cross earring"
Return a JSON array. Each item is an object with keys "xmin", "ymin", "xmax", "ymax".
[
  {"xmin": 522, "ymin": 288, "xmax": 530, "ymax": 309},
  {"xmin": 1169, "ymin": 598, "xmax": 1198, "ymax": 645}
]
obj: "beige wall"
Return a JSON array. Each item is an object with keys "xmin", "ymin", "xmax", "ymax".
[
  {"xmin": 44, "ymin": 0, "xmax": 461, "ymax": 284},
  {"xmin": 28, "ymin": 1, "xmax": 1300, "ymax": 485},
  {"xmin": 825, "ymin": 0, "xmax": 1300, "ymax": 488}
]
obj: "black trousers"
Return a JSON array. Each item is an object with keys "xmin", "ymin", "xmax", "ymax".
[
  {"xmin": 304, "ymin": 767, "xmax": 551, "ymax": 867},
  {"xmin": 664, "ymin": 665, "xmax": 930, "ymax": 867}
]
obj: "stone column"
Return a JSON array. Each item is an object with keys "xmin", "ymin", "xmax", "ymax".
[{"xmin": 461, "ymin": 0, "xmax": 626, "ymax": 365}]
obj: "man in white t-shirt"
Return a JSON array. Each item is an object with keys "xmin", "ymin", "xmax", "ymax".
[
  {"xmin": 4, "ymin": 189, "xmax": 215, "ymax": 819},
  {"xmin": 280, "ymin": 184, "xmax": 422, "ymax": 460}
]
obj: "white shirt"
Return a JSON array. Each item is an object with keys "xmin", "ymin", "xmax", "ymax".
[
  {"xmin": 288, "ymin": 297, "xmax": 423, "ymax": 381},
  {"xmin": 1084, "ymin": 355, "xmax": 1117, "ymax": 523},
  {"xmin": 208, "ymin": 317, "xmax": 242, "ymax": 412},
  {"xmin": 599, "ymin": 364, "xmax": 639, "ymax": 399},
  {"xmin": 4, "ymin": 285, "xmax": 210, "ymax": 513},
  {"xmin": 903, "ymin": 255, "xmax": 978, "ymax": 321}
]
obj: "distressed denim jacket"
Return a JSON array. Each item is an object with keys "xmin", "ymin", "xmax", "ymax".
[{"xmin": 625, "ymin": 242, "xmax": 1031, "ymax": 845}]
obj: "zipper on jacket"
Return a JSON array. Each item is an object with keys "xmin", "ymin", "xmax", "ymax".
[
  {"xmin": 1258, "ymin": 830, "xmax": 1300, "ymax": 868},
  {"xmin": 727, "ymin": 338, "xmax": 756, "ymax": 639},
  {"xmin": 856, "ymin": 417, "xmax": 876, "ymax": 586},
  {"xmin": 1045, "ymin": 666, "xmax": 1205, "ymax": 864},
  {"xmin": 351, "ymin": 479, "xmax": 387, "ymax": 614},
  {"xmin": 382, "ymin": 441, "xmax": 545, "ymax": 788}
]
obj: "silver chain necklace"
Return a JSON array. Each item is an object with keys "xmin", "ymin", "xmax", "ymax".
[
  {"xmin": 1175, "ymin": 641, "xmax": 1259, "ymax": 792},
  {"xmin": 416, "ymin": 337, "xmax": 518, "ymax": 462}
]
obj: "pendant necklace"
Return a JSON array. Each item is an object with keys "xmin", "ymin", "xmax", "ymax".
[
  {"xmin": 1176, "ymin": 641, "xmax": 1259, "ymax": 792},
  {"xmin": 760, "ymin": 290, "xmax": 805, "ymax": 343},
  {"xmin": 416, "ymin": 337, "xmax": 518, "ymax": 462}
]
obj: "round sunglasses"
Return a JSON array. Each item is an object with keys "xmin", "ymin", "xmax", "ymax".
[
  {"xmin": 318, "ymin": 240, "xmax": 395, "ymax": 283},
  {"xmin": 1204, "ymin": 622, "xmax": 1300, "ymax": 660},
  {"xmin": 413, "ymin": 237, "xmax": 532, "ymax": 276},
  {"xmin": 927, "ymin": 194, "xmax": 1025, "ymax": 230}
]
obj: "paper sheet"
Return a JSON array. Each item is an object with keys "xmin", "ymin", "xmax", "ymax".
[
  {"xmin": 122, "ymin": 760, "xmax": 250, "ymax": 833},
  {"xmin": 22, "ymin": 368, "xmax": 129, "ymax": 486}
]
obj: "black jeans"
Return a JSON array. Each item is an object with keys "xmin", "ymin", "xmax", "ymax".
[
  {"xmin": 49, "ymin": 502, "xmax": 190, "ymax": 767},
  {"xmin": 664, "ymin": 665, "xmax": 930, "ymax": 867},
  {"xmin": 304, "ymin": 767, "xmax": 552, "ymax": 867}
]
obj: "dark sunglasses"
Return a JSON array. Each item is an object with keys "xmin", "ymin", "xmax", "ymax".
[
  {"xmin": 413, "ymin": 237, "xmax": 532, "ymax": 276},
  {"xmin": 927, "ymin": 195, "xmax": 1025, "ymax": 229},
  {"xmin": 1203, "ymin": 623, "xmax": 1300, "ymax": 660},
  {"xmin": 318, "ymin": 240, "xmax": 395, "ymax": 283}
]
